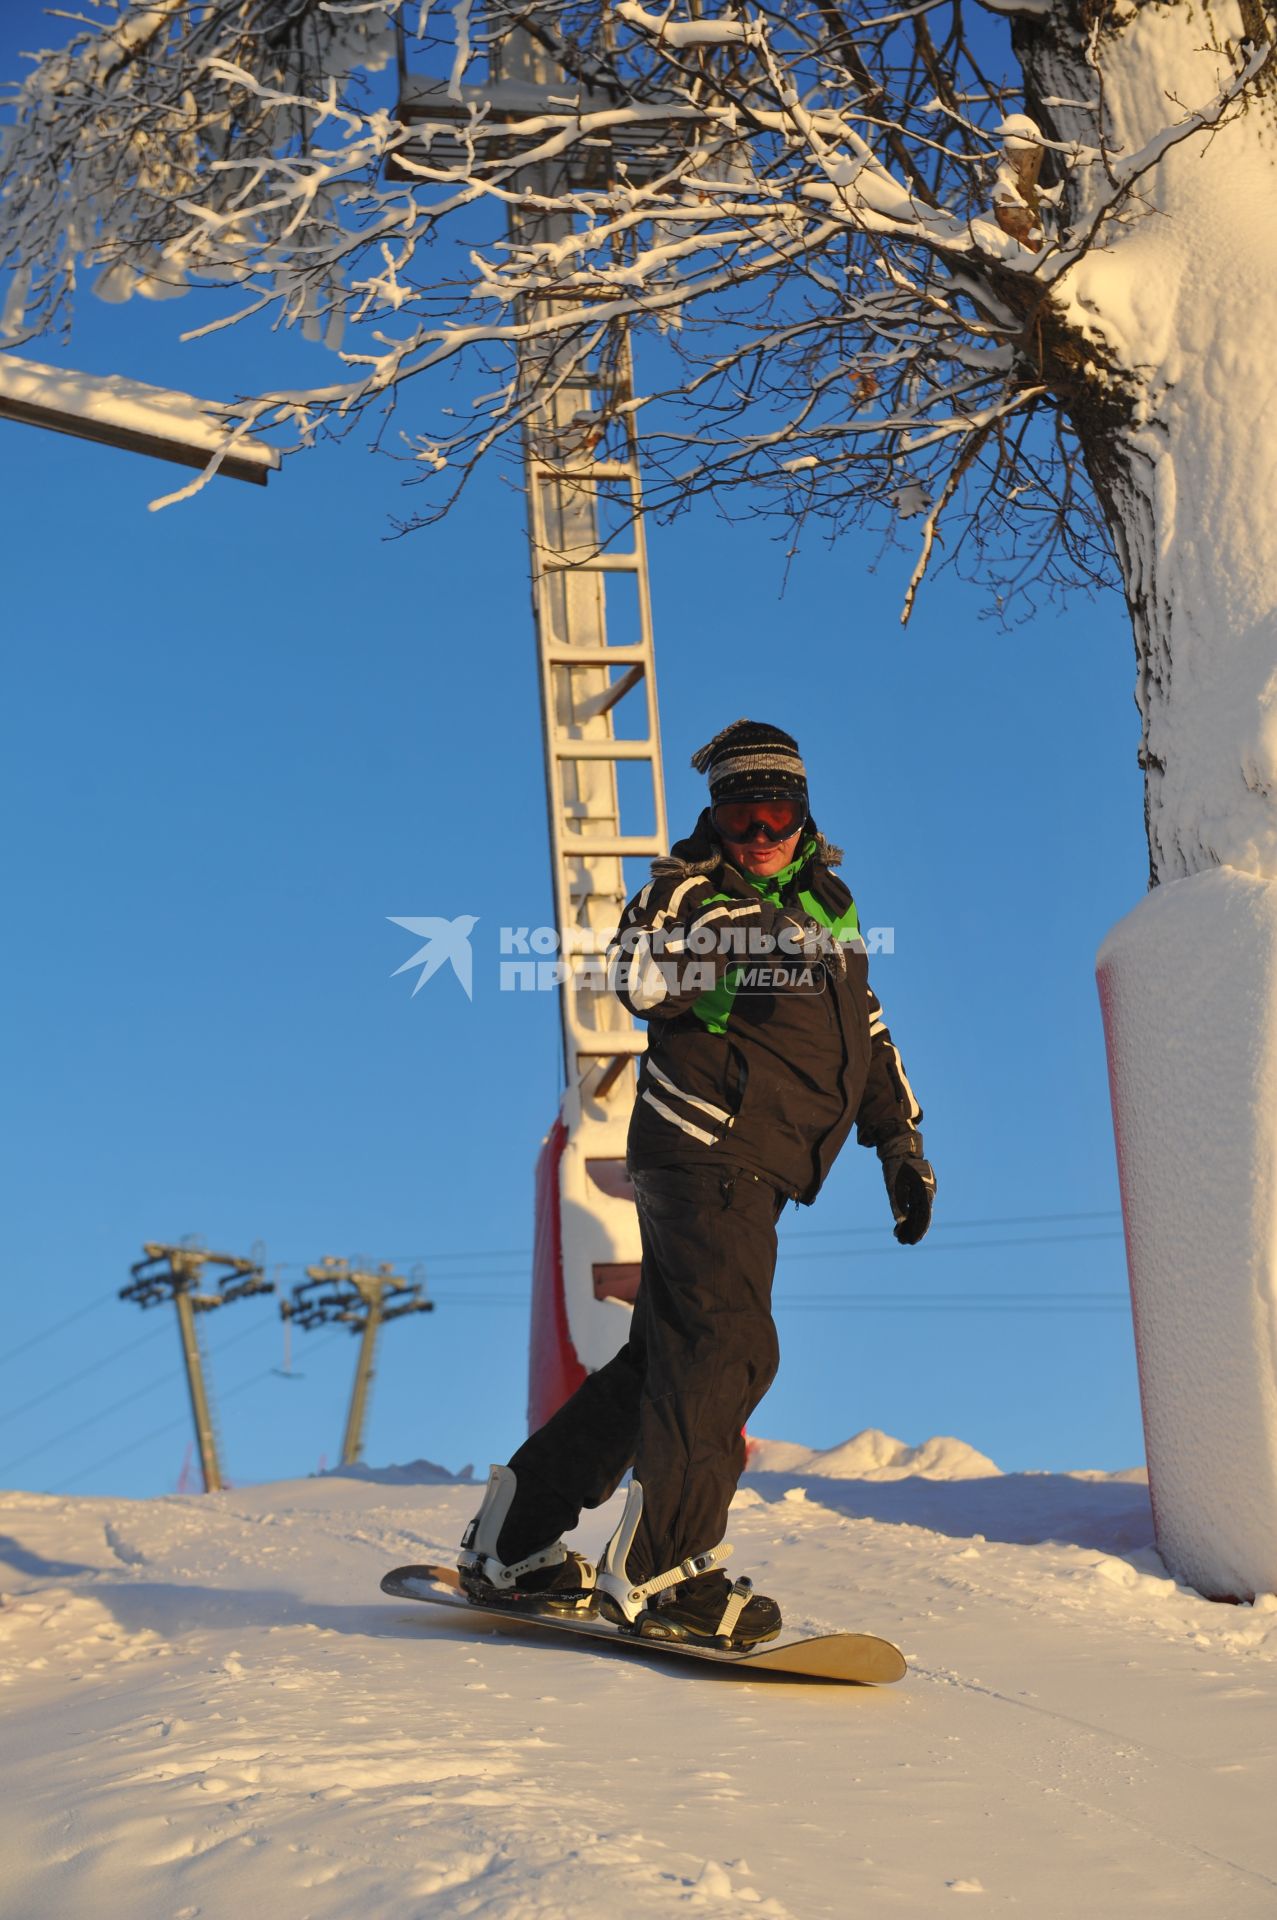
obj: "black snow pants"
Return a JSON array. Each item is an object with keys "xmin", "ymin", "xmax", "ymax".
[{"xmin": 499, "ymin": 1163, "xmax": 785, "ymax": 1583}]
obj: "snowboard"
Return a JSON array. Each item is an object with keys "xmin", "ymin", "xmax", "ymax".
[{"xmin": 380, "ymin": 1564, "xmax": 907, "ymax": 1685}]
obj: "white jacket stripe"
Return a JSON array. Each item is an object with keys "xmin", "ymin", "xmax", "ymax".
[
  {"xmin": 882, "ymin": 1037, "xmax": 922, "ymax": 1123},
  {"xmin": 640, "ymin": 1089, "xmax": 719, "ymax": 1147},
  {"xmin": 646, "ymin": 1058, "xmax": 733, "ymax": 1124},
  {"xmin": 617, "ymin": 931, "xmax": 669, "ymax": 1012}
]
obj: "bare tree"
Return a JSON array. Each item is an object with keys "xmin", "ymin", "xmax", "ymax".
[
  {"xmin": 6, "ymin": 0, "xmax": 1277, "ymax": 1598},
  {"xmin": 3, "ymin": 2, "xmax": 1272, "ymax": 856}
]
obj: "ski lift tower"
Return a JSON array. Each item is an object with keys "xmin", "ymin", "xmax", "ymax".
[
  {"xmin": 121, "ymin": 1242, "xmax": 273, "ymax": 1492},
  {"xmin": 281, "ymin": 1258, "xmax": 434, "ymax": 1466},
  {"xmin": 395, "ymin": 30, "xmax": 682, "ymax": 1428}
]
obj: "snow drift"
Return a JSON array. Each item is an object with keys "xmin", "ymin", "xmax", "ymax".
[{"xmin": 746, "ymin": 1428, "xmax": 1000, "ymax": 1481}]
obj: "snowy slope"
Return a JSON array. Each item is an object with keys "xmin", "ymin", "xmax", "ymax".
[{"xmin": 3, "ymin": 1441, "xmax": 1277, "ymax": 1918}]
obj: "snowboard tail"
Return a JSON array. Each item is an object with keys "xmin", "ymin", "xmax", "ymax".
[{"xmin": 380, "ymin": 1564, "xmax": 907, "ymax": 1686}]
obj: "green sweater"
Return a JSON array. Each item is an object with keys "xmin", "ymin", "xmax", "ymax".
[{"xmin": 690, "ymin": 836, "xmax": 862, "ymax": 1035}]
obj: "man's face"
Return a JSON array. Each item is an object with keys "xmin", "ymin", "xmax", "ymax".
[{"xmin": 722, "ymin": 825, "xmax": 803, "ymax": 877}]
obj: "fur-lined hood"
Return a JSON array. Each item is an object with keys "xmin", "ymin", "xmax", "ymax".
[{"xmin": 651, "ymin": 807, "xmax": 844, "ymax": 879}]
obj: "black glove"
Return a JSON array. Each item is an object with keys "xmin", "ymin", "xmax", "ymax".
[{"xmin": 880, "ymin": 1142, "xmax": 936, "ymax": 1246}]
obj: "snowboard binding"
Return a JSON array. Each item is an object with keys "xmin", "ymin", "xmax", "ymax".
[
  {"xmin": 458, "ymin": 1465, "xmax": 597, "ymax": 1616},
  {"xmin": 595, "ymin": 1481, "xmax": 782, "ymax": 1651}
]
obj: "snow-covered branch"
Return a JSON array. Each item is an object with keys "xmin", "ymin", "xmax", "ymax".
[{"xmin": 2, "ymin": 0, "xmax": 1268, "ymax": 612}]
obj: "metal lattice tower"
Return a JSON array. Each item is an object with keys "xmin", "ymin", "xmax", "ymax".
[
  {"xmin": 503, "ymin": 34, "xmax": 670, "ymax": 1119},
  {"xmin": 282, "ymin": 1259, "xmax": 434, "ymax": 1466},
  {"xmin": 394, "ymin": 27, "xmax": 678, "ymax": 1385},
  {"xmin": 121, "ymin": 1243, "xmax": 273, "ymax": 1492},
  {"xmin": 396, "ymin": 33, "xmax": 671, "ymax": 1117}
]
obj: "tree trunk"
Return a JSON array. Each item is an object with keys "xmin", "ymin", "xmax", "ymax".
[{"xmin": 1016, "ymin": 0, "xmax": 1277, "ymax": 1597}]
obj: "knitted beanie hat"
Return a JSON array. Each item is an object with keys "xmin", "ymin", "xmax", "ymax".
[{"xmin": 691, "ymin": 719, "xmax": 809, "ymax": 809}]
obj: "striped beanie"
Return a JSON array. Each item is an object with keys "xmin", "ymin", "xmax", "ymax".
[{"xmin": 691, "ymin": 719, "xmax": 809, "ymax": 809}]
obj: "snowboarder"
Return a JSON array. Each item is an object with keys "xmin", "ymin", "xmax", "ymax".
[{"xmin": 457, "ymin": 720, "xmax": 935, "ymax": 1647}]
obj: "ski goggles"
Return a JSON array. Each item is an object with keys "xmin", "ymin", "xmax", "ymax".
[{"xmin": 711, "ymin": 797, "xmax": 806, "ymax": 844}]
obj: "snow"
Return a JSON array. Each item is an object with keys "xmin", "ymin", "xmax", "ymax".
[
  {"xmin": 615, "ymin": 3, "xmax": 758, "ymax": 50},
  {"xmin": 0, "ymin": 354, "xmax": 280, "ymax": 476},
  {"xmin": 319, "ymin": 1457, "xmax": 477, "ymax": 1487},
  {"xmin": 1025, "ymin": 5, "xmax": 1277, "ymax": 1601},
  {"xmin": 1098, "ymin": 867, "xmax": 1277, "ymax": 1600},
  {"xmin": 7, "ymin": 1440, "xmax": 1277, "ymax": 1916},
  {"xmin": 1049, "ymin": 5, "xmax": 1277, "ymax": 882},
  {"xmin": 994, "ymin": 114, "xmax": 1043, "ymax": 158},
  {"xmin": 747, "ymin": 1428, "xmax": 1000, "ymax": 1481}
]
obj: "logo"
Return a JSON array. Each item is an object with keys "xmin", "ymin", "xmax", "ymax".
[
  {"xmin": 388, "ymin": 915, "xmax": 479, "ymax": 1000},
  {"xmin": 389, "ymin": 915, "xmax": 895, "ymax": 1002}
]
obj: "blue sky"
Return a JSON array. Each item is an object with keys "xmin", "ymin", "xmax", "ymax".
[{"xmin": 1, "ymin": 6, "xmax": 1149, "ymax": 1499}]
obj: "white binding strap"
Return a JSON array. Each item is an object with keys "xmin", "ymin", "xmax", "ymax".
[
  {"xmin": 627, "ymin": 1543, "xmax": 734, "ymax": 1608},
  {"xmin": 713, "ymin": 1578, "xmax": 754, "ymax": 1639},
  {"xmin": 458, "ymin": 1464, "xmax": 580, "ymax": 1590},
  {"xmin": 597, "ymin": 1480, "xmax": 736, "ymax": 1625},
  {"xmin": 461, "ymin": 1541, "xmax": 571, "ymax": 1588}
]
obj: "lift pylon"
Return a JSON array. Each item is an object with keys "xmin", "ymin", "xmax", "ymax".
[
  {"xmin": 282, "ymin": 1259, "xmax": 434, "ymax": 1466},
  {"xmin": 396, "ymin": 27, "xmax": 676, "ymax": 1425},
  {"xmin": 122, "ymin": 1243, "xmax": 273, "ymax": 1492},
  {"xmin": 505, "ymin": 27, "xmax": 671, "ymax": 1418}
]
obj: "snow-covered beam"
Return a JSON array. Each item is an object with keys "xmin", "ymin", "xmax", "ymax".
[{"xmin": 0, "ymin": 355, "xmax": 279, "ymax": 485}]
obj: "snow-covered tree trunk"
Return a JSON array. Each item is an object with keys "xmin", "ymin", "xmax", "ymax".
[{"xmin": 1016, "ymin": 0, "xmax": 1277, "ymax": 1598}]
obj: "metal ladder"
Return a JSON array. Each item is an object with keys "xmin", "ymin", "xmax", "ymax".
[{"xmin": 503, "ymin": 29, "xmax": 669, "ymax": 1124}]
